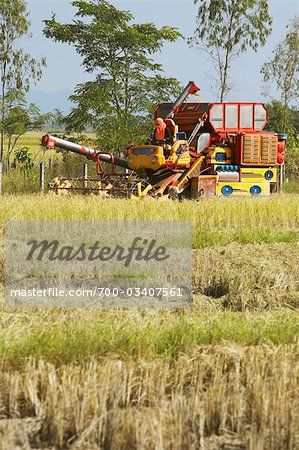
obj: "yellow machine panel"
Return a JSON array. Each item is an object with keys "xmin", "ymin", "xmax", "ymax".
[
  {"xmin": 176, "ymin": 151, "xmax": 191, "ymax": 167},
  {"xmin": 241, "ymin": 167, "xmax": 277, "ymax": 183},
  {"xmin": 205, "ymin": 146, "xmax": 232, "ymax": 164},
  {"xmin": 127, "ymin": 145, "xmax": 165, "ymax": 171},
  {"xmin": 242, "ymin": 134, "xmax": 277, "ymax": 165},
  {"xmin": 127, "ymin": 141, "xmax": 191, "ymax": 172},
  {"xmin": 216, "ymin": 181, "xmax": 270, "ymax": 197}
]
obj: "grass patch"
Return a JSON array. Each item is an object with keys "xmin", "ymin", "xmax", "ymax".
[
  {"xmin": 0, "ymin": 194, "xmax": 298, "ymax": 248},
  {"xmin": 0, "ymin": 308, "xmax": 298, "ymax": 367},
  {"xmin": 283, "ymin": 179, "xmax": 299, "ymax": 194},
  {"xmin": 193, "ymin": 242, "xmax": 299, "ymax": 310}
]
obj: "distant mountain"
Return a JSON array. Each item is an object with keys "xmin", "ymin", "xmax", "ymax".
[{"xmin": 26, "ymin": 89, "xmax": 73, "ymax": 114}]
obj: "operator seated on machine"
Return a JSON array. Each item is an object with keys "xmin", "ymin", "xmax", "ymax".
[
  {"xmin": 145, "ymin": 118, "xmax": 173, "ymax": 159},
  {"xmin": 148, "ymin": 118, "xmax": 173, "ymax": 145}
]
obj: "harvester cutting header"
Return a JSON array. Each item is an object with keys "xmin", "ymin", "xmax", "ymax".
[{"xmin": 42, "ymin": 81, "xmax": 286, "ymax": 199}]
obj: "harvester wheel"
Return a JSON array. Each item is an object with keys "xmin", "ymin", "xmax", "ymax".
[
  {"xmin": 178, "ymin": 185, "xmax": 191, "ymax": 200},
  {"xmin": 168, "ymin": 186, "xmax": 179, "ymax": 200}
]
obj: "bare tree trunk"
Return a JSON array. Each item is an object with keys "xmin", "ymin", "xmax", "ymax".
[
  {"xmin": 0, "ymin": 59, "xmax": 7, "ymax": 163},
  {"xmin": 0, "ymin": 131, "xmax": 4, "ymax": 164},
  {"xmin": 0, "ymin": 97, "xmax": 5, "ymax": 163},
  {"xmin": 219, "ymin": 5, "xmax": 234, "ymax": 102},
  {"xmin": 124, "ymin": 53, "xmax": 130, "ymax": 127},
  {"xmin": 6, "ymin": 134, "xmax": 21, "ymax": 171},
  {"xmin": 220, "ymin": 47, "xmax": 230, "ymax": 102},
  {"xmin": 5, "ymin": 134, "xmax": 12, "ymax": 171},
  {"xmin": 282, "ymin": 90, "xmax": 289, "ymax": 134}
]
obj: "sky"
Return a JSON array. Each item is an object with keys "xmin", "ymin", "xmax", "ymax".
[{"xmin": 22, "ymin": 0, "xmax": 299, "ymax": 112}]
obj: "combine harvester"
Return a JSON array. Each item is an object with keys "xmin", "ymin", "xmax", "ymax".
[{"xmin": 42, "ymin": 81, "xmax": 286, "ymax": 199}]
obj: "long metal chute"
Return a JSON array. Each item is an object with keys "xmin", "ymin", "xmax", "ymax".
[
  {"xmin": 42, "ymin": 134, "xmax": 128, "ymax": 168},
  {"xmin": 166, "ymin": 81, "xmax": 200, "ymax": 118}
]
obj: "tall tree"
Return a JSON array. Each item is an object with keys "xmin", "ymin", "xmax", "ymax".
[
  {"xmin": 189, "ymin": 0, "xmax": 272, "ymax": 101},
  {"xmin": 0, "ymin": 0, "xmax": 46, "ymax": 162},
  {"xmin": 261, "ymin": 16, "xmax": 299, "ymax": 133},
  {"xmin": 43, "ymin": 0, "xmax": 182, "ymax": 140},
  {"xmin": 4, "ymin": 97, "xmax": 49, "ymax": 170}
]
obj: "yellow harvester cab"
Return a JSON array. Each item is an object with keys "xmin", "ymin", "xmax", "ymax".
[
  {"xmin": 126, "ymin": 118, "xmax": 191, "ymax": 172},
  {"xmin": 126, "ymin": 140, "xmax": 191, "ymax": 172},
  {"xmin": 126, "ymin": 145, "xmax": 166, "ymax": 172}
]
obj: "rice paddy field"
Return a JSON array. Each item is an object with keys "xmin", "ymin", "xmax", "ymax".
[{"xmin": 0, "ymin": 193, "xmax": 298, "ymax": 449}]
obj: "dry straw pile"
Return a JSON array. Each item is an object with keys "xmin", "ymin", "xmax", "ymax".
[{"xmin": 0, "ymin": 345, "xmax": 298, "ymax": 449}]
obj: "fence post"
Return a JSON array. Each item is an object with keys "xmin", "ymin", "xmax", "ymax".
[
  {"xmin": 0, "ymin": 161, "xmax": 2, "ymax": 195},
  {"xmin": 83, "ymin": 163, "xmax": 88, "ymax": 188},
  {"xmin": 40, "ymin": 162, "xmax": 45, "ymax": 192},
  {"xmin": 279, "ymin": 165, "xmax": 283, "ymax": 192}
]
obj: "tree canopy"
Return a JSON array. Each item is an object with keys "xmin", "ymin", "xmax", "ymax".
[
  {"xmin": 189, "ymin": 0, "xmax": 272, "ymax": 101},
  {"xmin": 43, "ymin": 0, "xmax": 183, "ymax": 142},
  {"xmin": 0, "ymin": 0, "xmax": 46, "ymax": 162},
  {"xmin": 261, "ymin": 16, "xmax": 299, "ymax": 132}
]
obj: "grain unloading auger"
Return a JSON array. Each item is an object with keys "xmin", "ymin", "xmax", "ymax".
[
  {"xmin": 42, "ymin": 80, "xmax": 286, "ymax": 199},
  {"xmin": 41, "ymin": 133, "xmax": 139, "ymax": 197}
]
